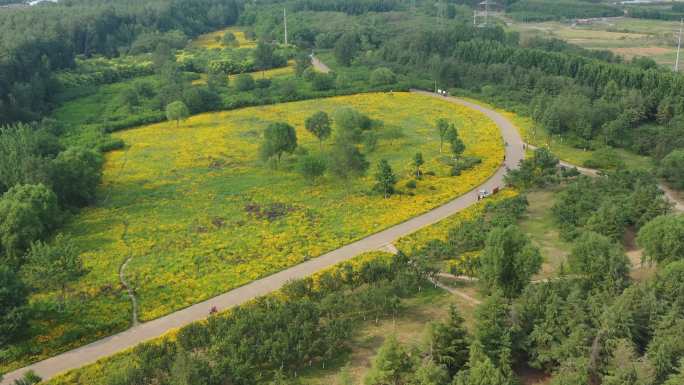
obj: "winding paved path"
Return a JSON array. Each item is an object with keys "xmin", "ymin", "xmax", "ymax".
[{"xmin": 1, "ymin": 91, "xmax": 523, "ymax": 385}]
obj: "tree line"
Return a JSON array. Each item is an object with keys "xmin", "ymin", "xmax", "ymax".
[
  {"xmin": 0, "ymin": 122, "xmax": 104, "ymax": 347},
  {"xmin": 363, "ymin": 22, "xmax": 684, "ymax": 176},
  {"xmin": 507, "ymin": 0, "xmax": 623, "ymax": 22}
]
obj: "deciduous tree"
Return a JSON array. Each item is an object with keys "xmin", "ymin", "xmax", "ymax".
[
  {"xmin": 166, "ymin": 101, "xmax": 190, "ymax": 128},
  {"xmin": 0, "ymin": 264, "xmax": 28, "ymax": 345},
  {"xmin": 0, "ymin": 183, "xmax": 60, "ymax": 265},
  {"xmin": 305, "ymin": 111, "xmax": 332, "ymax": 150},
  {"xmin": 436, "ymin": 118, "xmax": 449, "ymax": 153},
  {"xmin": 659, "ymin": 149, "xmax": 684, "ymax": 189},
  {"xmin": 297, "ymin": 154, "xmax": 326, "ymax": 182},
  {"xmin": 334, "ymin": 32, "xmax": 359, "ymax": 67},
  {"xmin": 22, "ymin": 234, "xmax": 84, "ymax": 308},
  {"xmin": 49, "ymin": 147, "xmax": 103, "ymax": 207},
  {"xmin": 637, "ymin": 214, "xmax": 684, "ymax": 264},
  {"xmin": 413, "ymin": 152, "xmax": 424, "ymax": 178},
  {"xmin": 261, "ymin": 122, "xmax": 298, "ymax": 167},
  {"xmin": 479, "ymin": 225, "xmax": 542, "ymax": 298}
]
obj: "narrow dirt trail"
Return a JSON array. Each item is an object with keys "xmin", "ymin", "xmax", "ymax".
[
  {"xmin": 310, "ymin": 54, "xmax": 330, "ymax": 73},
  {"xmin": 526, "ymin": 143, "xmax": 683, "ymax": 212},
  {"xmin": 118, "ymin": 222, "xmax": 139, "ymax": 326},
  {"xmin": 0, "ymin": 90, "xmax": 523, "ymax": 385}
]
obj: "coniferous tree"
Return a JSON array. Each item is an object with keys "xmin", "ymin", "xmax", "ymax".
[
  {"xmin": 374, "ymin": 159, "xmax": 397, "ymax": 198},
  {"xmin": 429, "ymin": 305, "xmax": 470, "ymax": 377},
  {"xmin": 364, "ymin": 335, "xmax": 411, "ymax": 385}
]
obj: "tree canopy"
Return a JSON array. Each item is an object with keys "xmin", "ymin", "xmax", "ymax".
[
  {"xmin": 478, "ymin": 225, "xmax": 542, "ymax": 298},
  {"xmin": 261, "ymin": 122, "xmax": 298, "ymax": 166}
]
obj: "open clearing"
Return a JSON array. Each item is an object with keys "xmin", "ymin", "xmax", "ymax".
[
  {"xmin": 7, "ymin": 92, "xmax": 502, "ymax": 372},
  {"xmin": 189, "ymin": 26, "xmax": 256, "ymax": 49},
  {"xmin": 517, "ymin": 190, "xmax": 571, "ymax": 280}
]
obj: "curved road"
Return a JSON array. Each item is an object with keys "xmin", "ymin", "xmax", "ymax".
[{"xmin": 1, "ymin": 92, "xmax": 524, "ymax": 384}]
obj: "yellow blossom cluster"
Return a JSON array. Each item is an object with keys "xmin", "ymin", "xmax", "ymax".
[
  {"xmin": 191, "ymin": 61, "xmax": 296, "ymax": 86},
  {"xmin": 396, "ymin": 189, "xmax": 518, "ymax": 254},
  {"xmin": 189, "ymin": 26, "xmax": 257, "ymax": 49}
]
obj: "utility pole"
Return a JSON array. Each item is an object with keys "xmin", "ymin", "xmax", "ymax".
[
  {"xmin": 437, "ymin": 0, "xmax": 446, "ymax": 27},
  {"xmin": 283, "ymin": 8, "xmax": 288, "ymax": 46},
  {"xmin": 676, "ymin": 18, "xmax": 683, "ymax": 72}
]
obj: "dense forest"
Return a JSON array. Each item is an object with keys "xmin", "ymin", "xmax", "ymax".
[
  {"xmin": 628, "ymin": 3, "xmax": 684, "ymax": 21},
  {"xmin": 506, "ymin": 0, "xmax": 622, "ymax": 22},
  {"xmin": 0, "ymin": 0, "xmax": 241, "ymax": 125}
]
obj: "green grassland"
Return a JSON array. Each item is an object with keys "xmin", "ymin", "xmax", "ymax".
[{"xmin": 2, "ymin": 92, "xmax": 503, "ymax": 373}]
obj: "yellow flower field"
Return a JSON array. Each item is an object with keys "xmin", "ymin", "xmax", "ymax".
[
  {"xmin": 396, "ymin": 189, "xmax": 518, "ymax": 254},
  {"xmin": 190, "ymin": 26, "xmax": 257, "ymax": 49},
  {"xmin": 10, "ymin": 92, "xmax": 503, "ymax": 371},
  {"xmin": 191, "ymin": 60, "xmax": 296, "ymax": 86}
]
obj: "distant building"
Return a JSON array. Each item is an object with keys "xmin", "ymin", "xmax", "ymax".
[{"xmin": 28, "ymin": 0, "xmax": 58, "ymax": 5}]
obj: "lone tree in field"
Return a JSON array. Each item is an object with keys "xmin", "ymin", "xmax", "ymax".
[
  {"xmin": 222, "ymin": 31, "xmax": 238, "ymax": 47},
  {"xmin": 305, "ymin": 111, "xmax": 332, "ymax": 150},
  {"xmin": 374, "ymin": 159, "xmax": 397, "ymax": 198},
  {"xmin": 166, "ymin": 101, "xmax": 189, "ymax": 128},
  {"xmin": 260, "ymin": 122, "xmax": 297, "ymax": 167},
  {"xmin": 446, "ymin": 124, "xmax": 465, "ymax": 159},
  {"xmin": 329, "ymin": 141, "xmax": 368, "ymax": 178},
  {"xmin": 413, "ymin": 152, "xmax": 424, "ymax": 178},
  {"xmin": 436, "ymin": 118, "xmax": 449, "ymax": 153},
  {"xmin": 297, "ymin": 154, "xmax": 326, "ymax": 183}
]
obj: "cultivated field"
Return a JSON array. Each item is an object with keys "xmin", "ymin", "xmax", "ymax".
[
  {"xmin": 7, "ymin": 92, "xmax": 503, "ymax": 371},
  {"xmin": 509, "ymin": 17, "xmax": 682, "ymax": 67}
]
